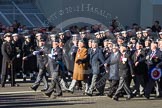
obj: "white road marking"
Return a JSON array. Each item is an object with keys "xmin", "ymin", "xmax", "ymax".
[
  {"xmin": 0, "ymin": 90, "xmax": 106, "ymax": 100},
  {"xmin": 0, "ymin": 90, "xmax": 41, "ymax": 95}
]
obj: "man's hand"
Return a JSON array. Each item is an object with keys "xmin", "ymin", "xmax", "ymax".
[
  {"xmin": 45, "ymin": 63, "xmax": 48, "ymax": 68},
  {"xmin": 135, "ymin": 62, "xmax": 139, "ymax": 66},
  {"xmin": 104, "ymin": 63, "xmax": 107, "ymax": 67},
  {"xmin": 23, "ymin": 56, "xmax": 27, "ymax": 60},
  {"xmin": 132, "ymin": 74, "xmax": 135, "ymax": 77},
  {"xmin": 48, "ymin": 54, "xmax": 53, "ymax": 58},
  {"xmin": 16, "ymin": 54, "xmax": 20, "ymax": 58},
  {"xmin": 33, "ymin": 51, "xmax": 40, "ymax": 55}
]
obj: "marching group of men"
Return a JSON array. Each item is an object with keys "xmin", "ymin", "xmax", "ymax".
[{"xmin": 1, "ymin": 24, "xmax": 162, "ymax": 101}]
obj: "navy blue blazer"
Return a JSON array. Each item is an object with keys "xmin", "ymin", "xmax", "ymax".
[{"xmin": 89, "ymin": 47, "xmax": 105, "ymax": 74}]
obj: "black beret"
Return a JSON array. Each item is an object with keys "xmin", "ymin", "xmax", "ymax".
[
  {"xmin": 104, "ymin": 39, "xmax": 109, "ymax": 42},
  {"xmin": 118, "ymin": 36, "xmax": 124, "ymax": 40}
]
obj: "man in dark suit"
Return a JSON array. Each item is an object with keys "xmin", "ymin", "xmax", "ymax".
[
  {"xmin": 1, "ymin": 33, "xmax": 16, "ymax": 87},
  {"xmin": 131, "ymin": 42, "xmax": 147, "ymax": 96},
  {"xmin": 104, "ymin": 44, "xmax": 120, "ymax": 98},
  {"xmin": 144, "ymin": 42, "xmax": 162, "ymax": 99},
  {"xmin": 23, "ymin": 37, "xmax": 49, "ymax": 92},
  {"xmin": 96, "ymin": 39, "xmax": 112, "ymax": 95},
  {"xmin": 22, "ymin": 35, "xmax": 37, "ymax": 81},
  {"xmin": 112, "ymin": 44, "xmax": 134, "ymax": 101},
  {"xmin": 11, "ymin": 33, "xmax": 22, "ymax": 80},
  {"xmin": 44, "ymin": 39, "xmax": 63, "ymax": 98},
  {"xmin": 86, "ymin": 39, "xmax": 105, "ymax": 96}
]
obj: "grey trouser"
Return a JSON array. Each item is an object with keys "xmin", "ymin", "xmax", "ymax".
[{"xmin": 114, "ymin": 77, "xmax": 132, "ymax": 97}]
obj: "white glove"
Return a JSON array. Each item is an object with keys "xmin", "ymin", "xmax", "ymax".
[
  {"xmin": 16, "ymin": 54, "xmax": 20, "ymax": 58},
  {"xmin": 48, "ymin": 54, "xmax": 56, "ymax": 59},
  {"xmin": 48, "ymin": 54, "xmax": 53, "ymax": 58},
  {"xmin": 53, "ymin": 52, "xmax": 58, "ymax": 55},
  {"xmin": 33, "ymin": 51, "xmax": 40, "ymax": 55},
  {"xmin": 146, "ymin": 55, "xmax": 149, "ymax": 60}
]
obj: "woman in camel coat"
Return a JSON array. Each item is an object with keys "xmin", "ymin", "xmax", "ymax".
[{"xmin": 68, "ymin": 39, "xmax": 88, "ymax": 93}]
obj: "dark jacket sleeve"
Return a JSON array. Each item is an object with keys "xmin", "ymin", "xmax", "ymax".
[
  {"xmin": 55, "ymin": 48, "xmax": 63, "ymax": 61},
  {"xmin": 1, "ymin": 43, "xmax": 10, "ymax": 60},
  {"xmin": 98, "ymin": 49, "xmax": 105, "ymax": 65},
  {"xmin": 127, "ymin": 54, "xmax": 134, "ymax": 75},
  {"xmin": 109, "ymin": 54, "xmax": 120, "ymax": 65}
]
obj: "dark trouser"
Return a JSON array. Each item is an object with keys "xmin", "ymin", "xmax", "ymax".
[
  {"xmin": 95, "ymin": 73, "xmax": 108, "ymax": 94},
  {"xmin": 133, "ymin": 75, "xmax": 145, "ymax": 95},
  {"xmin": 108, "ymin": 80, "xmax": 119, "ymax": 96},
  {"xmin": 1, "ymin": 74, "xmax": 15, "ymax": 87},
  {"xmin": 160, "ymin": 77, "xmax": 162, "ymax": 90},
  {"xmin": 145, "ymin": 65, "xmax": 161, "ymax": 97},
  {"xmin": 1, "ymin": 63, "xmax": 15, "ymax": 87},
  {"xmin": 145, "ymin": 78, "xmax": 161, "ymax": 97},
  {"xmin": 114, "ymin": 77, "xmax": 132, "ymax": 98},
  {"xmin": 32, "ymin": 68, "xmax": 48, "ymax": 89},
  {"xmin": 88, "ymin": 73, "xmax": 106, "ymax": 94},
  {"xmin": 46, "ymin": 72, "xmax": 62, "ymax": 95},
  {"xmin": 1, "ymin": 75, "xmax": 7, "ymax": 87}
]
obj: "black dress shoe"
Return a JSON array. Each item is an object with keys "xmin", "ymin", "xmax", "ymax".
[
  {"xmin": 67, "ymin": 89, "xmax": 74, "ymax": 94},
  {"xmin": 118, "ymin": 93, "xmax": 124, "ymax": 97},
  {"xmin": 30, "ymin": 86, "xmax": 38, "ymax": 91},
  {"xmin": 50, "ymin": 93, "xmax": 62, "ymax": 99},
  {"xmin": 54, "ymin": 93, "xmax": 63, "ymax": 97},
  {"xmin": 11, "ymin": 84, "xmax": 15, "ymax": 87},
  {"xmin": 15, "ymin": 84, "xmax": 20, "ymax": 87},
  {"xmin": 95, "ymin": 93, "xmax": 104, "ymax": 96},
  {"xmin": 86, "ymin": 93, "xmax": 93, "ymax": 96},
  {"xmin": 112, "ymin": 96, "xmax": 119, "ymax": 101},
  {"xmin": 41, "ymin": 88, "xmax": 48, "ymax": 92},
  {"xmin": 106, "ymin": 94, "xmax": 112, "ymax": 98},
  {"xmin": 30, "ymin": 77, "xmax": 36, "ymax": 81},
  {"xmin": 144, "ymin": 94, "xmax": 150, "ymax": 99},
  {"xmin": 23, "ymin": 78, "xmax": 26, "ymax": 82},
  {"xmin": 1, "ymin": 85, "xmax": 5, "ymax": 88},
  {"xmin": 44, "ymin": 91, "xmax": 53, "ymax": 97},
  {"xmin": 155, "ymin": 95, "xmax": 162, "ymax": 98},
  {"xmin": 11, "ymin": 83, "xmax": 20, "ymax": 87}
]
